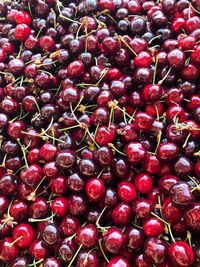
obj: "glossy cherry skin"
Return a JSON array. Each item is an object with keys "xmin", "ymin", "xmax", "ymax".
[
  {"xmin": 42, "ymin": 223, "xmax": 59, "ymax": 246},
  {"xmin": 67, "ymin": 60, "xmax": 85, "ymax": 78},
  {"xmin": 15, "ymin": 11, "xmax": 31, "ymax": 25},
  {"xmin": 125, "ymin": 142, "xmax": 147, "ymax": 164},
  {"xmin": 170, "ymin": 182, "xmax": 194, "ymax": 207},
  {"xmin": 56, "ymin": 149, "xmax": 76, "ymax": 169},
  {"xmin": 0, "ymin": 195, "xmax": 9, "ymax": 214},
  {"xmin": 76, "ymin": 249, "xmax": 98, "ymax": 267},
  {"xmin": 9, "ymin": 199, "xmax": 29, "ymax": 222},
  {"xmin": 184, "ymin": 202, "xmax": 200, "ymax": 232},
  {"xmin": 20, "ymin": 164, "xmax": 43, "ymax": 187},
  {"xmin": 158, "ymin": 175, "xmax": 180, "ymax": 194},
  {"xmin": 60, "ymin": 215, "xmax": 80, "ymax": 237},
  {"xmin": 29, "ymin": 239, "xmax": 49, "ymax": 260},
  {"xmin": 75, "ymin": 224, "xmax": 98, "ymax": 249},
  {"xmin": 10, "ymin": 256, "xmax": 30, "ymax": 267},
  {"xmin": 117, "ymin": 181, "xmax": 137, "ymax": 203},
  {"xmin": 29, "ymin": 197, "xmax": 50, "ymax": 219},
  {"xmin": 86, "ymin": 178, "xmax": 105, "ymax": 202},
  {"xmin": 13, "ymin": 223, "xmax": 35, "ymax": 248},
  {"xmin": 95, "ymin": 125, "xmax": 117, "ymax": 146},
  {"xmin": 39, "ymin": 143, "xmax": 58, "ymax": 162},
  {"xmin": 144, "ymin": 238, "xmax": 168, "ymax": 264},
  {"xmin": 134, "ymin": 173, "xmax": 153, "ymax": 194},
  {"xmin": 132, "ymin": 198, "xmax": 153, "ymax": 220},
  {"xmin": 14, "ymin": 24, "xmax": 31, "ymax": 41},
  {"xmin": 157, "ymin": 142, "xmax": 179, "ymax": 162},
  {"xmin": 162, "ymin": 198, "xmax": 183, "ymax": 224},
  {"xmin": 43, "ymin": 257, "xmax": 62, "ymax": 267},
  {"xmin": 103, "ymin": 227, "xmax": 126, "ymax": 254},
  {"xmin": 0, "ymin": 237, "xmax": 19, "ymax": 263},
  {"xmin": 168, "ymin": 241, "xmax": 194, "ymax": 267},
  {"xmin": 126, "ymin": 227, "xmax": 145, "ymax": 251},
  {"xmin": 107, "ymin": 256, "xmax": 131, "ymax": 267},
  {"xmin": 112, "ymin": 203, "xmax": 131, "ymax": 226},
  {"xmin": 51, "ymin": 197, "xmax": 68, "ymax": 217},
  {"xmin": 143, "ymin": 217, "xmax": 164, "ymax": 237}
]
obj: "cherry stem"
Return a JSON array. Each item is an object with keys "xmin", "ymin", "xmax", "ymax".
[
  {"xmin": 151, "ymin": 212, "xmax": 175, "ymax": 242},
  {"xmin": 182, "ymin": 133, "xmax": 191, "ymax": 148},
  {"xmin": 96, "ymin": 68, "xmax": 109, "ymax": 86},
  {"xmin": 83, "ymin": 247, "xmax": 97, "ymax": 265},
  {"xmin": 9, "ymin": 235, "xmax": 23, "ymax": 246},
  {"xmin": 99, "ymin": 239, "xmax": 109, "ymax": 263},
  {"xmin": 186, "ymin": 231, "xmax": 192, "ymax": 247},
  {"xmin": 148, "ymin": 35, "xmax": 162, "ymax": 44},
  {"xmin": 154, "ymin": 130, "xmax": 162, "ymax": 155},
  {"xmin": 158, "ymin": 67, "xmax": 172, "ymax": 85},
  {"xmin": 152, "ymin": 56, "xmax": 159, "ymax": 84},
  {"xmin": 28, "ymin": 259, "xmax": 44, "ymax": 267},
  {"xmin": 17, "ymin": 139, "xmax": 29, "ymax": 168},
  {"xmin": 96, "ymin": 206, "xmax": 107, "ymax": 229},
  {"xmin": 27, "ymin": 176, "xmax": 46, "ymax": 201},
  {"xmin": 116, "ymin": 34, "xmax": 137, "ymax": 56},
  {"xmin": 28, "ymin": 213, "xmax": 56, "ymax": 222},
  {"xmin": 108, "ymin": 143, "xmax": 126, "ymax": 156},
  {"xmin": 67, "ymin": 244, "xmax": 83, "ymax": 267}
]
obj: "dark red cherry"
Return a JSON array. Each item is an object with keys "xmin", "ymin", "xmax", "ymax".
[
  {"xmin": 125, "ymin": 142, "xmax": 146, "ymax": 164},
  {"xmin": 75, "ymin": 224, "xmax": 98, "ymax": 249},
  {"xmin": 144, "ymin": 238, "xmax": 168, "ymax": 264},
  {"xmin": 170, "ymin": 182, "xmax": 194, "ymax": 207},
  {"xmin": 132, "ymin": 198, "xmax": 153, "ymax": 220},
  {"xmin": 0, "ymin": 237, "xmax": 19, "ymax": 263},
  {"xmin": 112, "ymin": 203, "xmax": 131, "ymax": 226},
  {"xmin": 103, "ymin": 227, "xmax": 126, "ymax": 254}
]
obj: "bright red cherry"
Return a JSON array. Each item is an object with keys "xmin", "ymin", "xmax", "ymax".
[
  {"xmin": 117, "ymin": 181, "xmax": 137, "ymax": 203},
  {"xmin": 134, "ymin": 51, "xmax": 152, "ymax": 68},
  {"xmin": 67, "ymin": 60, "xmax": 85, "ymax": 78},
  {"xmin": 51, "ymin": 197, "xmax": 68, "ymax": 217},
  {"xmin": 13, "ymin": 223, "xmax": 35, "ymax": 248},
  {"xmin": 75, "ymin": 224, "xmax": 98, "ymax": 248},
  {"xmin": 14, "ymin": 24, "xmax": 31, "ymax": 41},
  {"xmin": 168, "ymin": 241, "xmax": 194, "ymax": 267},
  {"xmin": 86, "ymin": 178, "xmax": 105, "ymax": 202},
  {"xmin": 134, "ymin": 173, "xmax": 153, "ymax": 194},
  {"xmin": 14, "ymin": 11, "xmax": 31, "ymax": 25},
  {"xmin": 143, "ymin": 217, "xmax": 164, "ymax": 237}
]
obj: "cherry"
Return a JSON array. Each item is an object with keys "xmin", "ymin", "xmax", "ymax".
[
  {"xmin": 29, "ymin": 197, "xmax": 50, "ymax": 219},
  {"xmin": 117, "ymin": 181, "xmax": 137, "ymax": 203},
  {"xmin": 60, "ymin": 215, "xmax": 80, "ymax": 237},
  {"xmin": 162, "ymin": 198, "xmax": 183, "ymax": 224},
  {"xmin": 14, "ymin": 11, "xmax": 31, "ymax": 25},
  {"xmin": 112, "ymin": 203, "xmax": 131, "ymax": 226},
  {"xmin": 134, "ymin": 112, "xmax": 154, "ymax": 131},
  {"xmin": 144, "ymin": 238, "xmax": 167, "ymax": 264},
  {"xmin": 56, "ymin": 149, "xmax": 77, "ymax": 169},
  {"xmin": 43, "ymin": 257, "xmax": 62, "ymax": 267},
  {"xmin": 102, "ymin": 37, "xmax": 120, "ymax": 55},
  {"xmin": 67, "ymin": 60, "xmax": 85, "ymax": 78},
  {"xmin": 0, "ymin": 237, "xmax": 19, "ymax": 263},
  {"xmin": 68, "ymin": 194, "xmax": 87, "ymax": 217},
  {"xmin": 0, "ymin": 195, "xmax": 9, "ymax": 215},
  {"xmin": 20, "ymin": 164, "xmax": 43, "ymax": 187},
  {"xmin": 39, "ymin": 36, "xmax": 55, "ymax": 52},
  {"xmin": 10, "ymin": 256, "xmax": 29, "ymax": 267},
  {"xmin": 51, "ymin": 197, "xmax": 68, "ymax": 217},
  {"xmin": 170, "ymin": 182, "xmax": 194, "ymax": 207},
  {"xmin": 10, "ymin": 199, "xmax": 29, "ymax": 222},
  {"xmin": 126, "ymin": 227, "xmax": 145, "ymax": 251},
  {"xmin": 132, "ymin": 198, "xmax": 153, "ymax": 220},
  {"xmin": 86, "ymin": 178, "xmax": 105, "ymax": 202},
  {"xmin": 143, "ymin": 217, "xmax": 164, "ymax": 237},
  {"xmin": 76, "ymin": 249, "xmax": 98, "ymax": 267},
  {"xmin": 13, "ymin": 223, "xmax": 35, "ymax": 248},
  {"xmin": 29, "ymin": 239, "xmax": 49, "ymax": 260},
  {"xmin": 168, "ymin": 241, "xmax": 194, "ymax": 267},
  {"xmin": 75, "ymin": 224, "xmax": 98, "ymax": 249},
  {"xmin": 158, "ymin": 175, "xmax": 180, "ymax": 194},
  {"xmin": 103, "ymin": 227, "xmax": 126, "ymax": 254},
  {"xmin": 42, "ymin": 223, "xmax": 59, "ymax": 246},
  {"xmin": 14, "ymin": 24, "xmax": 31, "ymax": 41},
  {"xmin": 184, "ymin": 203, "xmax": 200, "ymax": 232},
  {"xmin": 39, "ymin": 143, "xmax": 58, "ymax": 162},
  {"xmin": 142, "ymin": 84, "xmax": 163, "ymax": 103},
  {"xmin": 95, "ymin": 125, "xmax": 117, "ymax": 146},
  {"xmin": 157, "ymin": 142, "xmax": 179, "ymax": 162},
  {"xmin": 107, "ymin": 256, "xmax": 130, "ymax": 267},
  {"xmin": 125, "ymin": 142, "xmax": 146, "ymax": 164}
]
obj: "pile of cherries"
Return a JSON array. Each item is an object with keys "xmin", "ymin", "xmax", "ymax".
[{"xmin": 0, "ymin": 0, "xmax": 200, "ymax": 266}]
